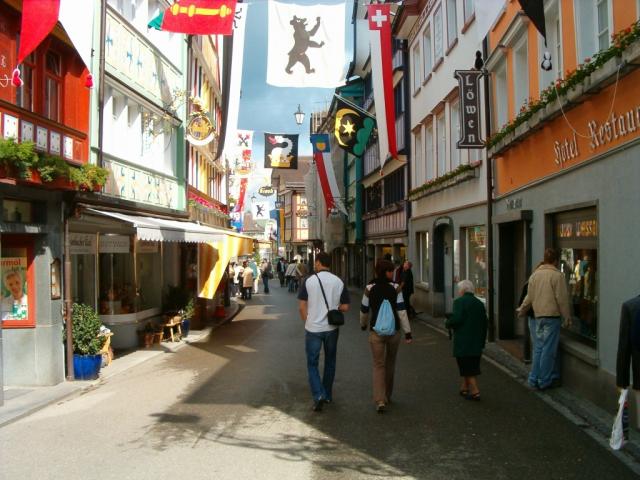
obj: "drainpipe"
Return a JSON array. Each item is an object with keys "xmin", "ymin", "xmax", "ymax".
[
  {"xmin": 63, "ymin": 198, "xmax": 75, "ymax": 380},
  {"xmin": 483, "ymin": 37, "xmax": 495, "ymax": 342},
  {"xmin": 97, "ymin": 0, "xmax": 107, "ymax": 168}
]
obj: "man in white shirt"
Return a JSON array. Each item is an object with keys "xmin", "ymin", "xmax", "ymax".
[{"xmin": 298, "ymin": 252, "xmax": 350, "ymax": 411}]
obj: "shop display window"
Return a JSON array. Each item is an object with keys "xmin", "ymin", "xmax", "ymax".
[
  {"xmin": 1, "ymin": 236, "xmax": 35, "ymax": 328},
  {"xmin": 98, "ymin": 235, "xmax": 135, "ymax": 315},
  {"xmin": 136, "ymin": 241, "xmax": 161, "ymax": 311},
  {"xmin": 71, "ymin": 254, "xmax": 96, "ymax": 308},
  {"xmin": 465, "ymin": 226, "xmax": 487, "ymax": 298},
  {"xmin": 554, "ymin": 208, "xmax": 598, "ymax": 346},
  {"xmin": 559, "ymin": 248, "xmax": 598, "ymax": 344}
]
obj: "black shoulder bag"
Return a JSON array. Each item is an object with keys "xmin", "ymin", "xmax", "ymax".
[{"xmin": 315, "ymin": 273, "xmax": 345, "ymax": 326}]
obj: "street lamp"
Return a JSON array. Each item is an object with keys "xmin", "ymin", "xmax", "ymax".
[{"xmin": 294, "ymin": 104, "xmax": 305, "ymax": 125}]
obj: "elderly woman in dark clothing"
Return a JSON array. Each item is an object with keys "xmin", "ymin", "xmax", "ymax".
[{"xmin": 445, "ymin": 279, "xmax": 488, "ymax": 400}]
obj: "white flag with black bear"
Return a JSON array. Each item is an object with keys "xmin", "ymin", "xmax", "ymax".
[{"xmin": 267, "ymin": 1, "xmax": 346, "ymax": 88}]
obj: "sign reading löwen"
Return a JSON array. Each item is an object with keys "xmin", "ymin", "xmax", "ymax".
[{"xmin": 454, "ymin": 70, "xmax": 485, "ymax": 149}]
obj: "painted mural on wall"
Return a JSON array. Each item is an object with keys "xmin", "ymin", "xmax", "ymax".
[
  {"xmin": 103, "ymin": 158, "xmax": 179, "ymax": 209},
  {"xmin": 105, "ymin": 11, "xmax": 182, "ymax": 106}
]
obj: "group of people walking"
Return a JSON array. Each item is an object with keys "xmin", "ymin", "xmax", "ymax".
[
  {"xmin": 294, "ymin": 247, "xmax": 573, "ymax": 413},
  {"xmin": 275, "ymin": 257, "xmax": 308, "ymax": 293},
  {"xmin": 229, "ymin": 258, "xmax": 274, "ymax": 299}
]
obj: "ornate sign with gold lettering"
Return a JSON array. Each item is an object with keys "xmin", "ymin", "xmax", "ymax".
[{"xmin": 186, "ymin": 113, "xmax": 215, "ymax": 146}]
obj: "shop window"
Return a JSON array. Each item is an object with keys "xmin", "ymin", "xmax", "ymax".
[
  {"xmin": 1, "ymin": 236, "xmax": 35, "ymax": 328},
  {"xmin": 137, "ymin": 241, "xmax": 161, "ymax": 311},
  {"xmin": 575, "ymin": 0, "xmax": 610, "ymax": 61},
  {"xmin": 554, "ymin": 208, "xmax": 598, "ymax": 346},
  {"xmin": 418, "ymin": 232, "xmax": 430, "ymax": 285},
  {"xmin": 383, "ymin": 168, "xmax": 404, "ymax": 205},
  {"xmin": 493, "ymin": 58, "xmax": 508, "ymax": 130},
  {"xmin": 425, "ymin": 123, "xmax": 434, "ymax": 181},
  {"xmin": 44, "ymin": 50, "xmax": 62, "ymax": 123},
  {"xmin": 465, "ymin": 226, "xmax": 487, "ymax": 298},
  {"xmin": 464, "ymin": 0, "xmax": 475, "ymax": 22},
  {"xmin": 434, "ymin": 5, "xmax": 444, "ymax": 62},
  {"xmin": 446, "ymin": 0, "xmax": 458, "ymax": 48},
  {"xmin": 539, "ymin": 1, "xmax": 563, "ymax": 92},
  {"xmin": 423, "ymin": 25, "xmax": 432, "ymax": 78},
  {"xmin": 414, "ymin": 130, "xmax": 423, "ymax": 187},
  {"xmin": 513, "ymin": 37, "xmax": 529, "ymax": 116},
  {"xmin": 98, "ymin": 235, "xmax": 135, "ymax": 315},
  {"xmin": 436, "ymin": 111, "xmax": 446, "ymax": 176},
  {"xmin": 412, "ymin": 43, "xmax": 421, "ymax": 93},
  {"xmin": 16, "ymin": 52, "xmax": 35, "ymax": 112},
  {"xmin": 450, "ymin": 98, "xmax": 461, "ymax": 169}
]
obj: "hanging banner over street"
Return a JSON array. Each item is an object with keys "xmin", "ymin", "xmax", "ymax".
[
  {"xmin": 311, "ymin": 134, "xmax": 347, "ymax": 216},
  {"xmin": 333, "ymin": 95, "xmax": 376, "ymax": 157},
  {"xmin": 454, "ymin": 70, "xmax": 485, "ymax": 149},
  {"xmin": 264, "ymin": 133, "xmax": 299, "ymax": 169},
  {"xmin": 367, "ymin": 3, "xmax": 397, "ymax": 167},
  {"xmin": 266, "ymin": 1, "xmax": 346, "ymax": 87},
  {"xmin": 152, "ymin": 0, "xmax": 237, "ymax": 35}
]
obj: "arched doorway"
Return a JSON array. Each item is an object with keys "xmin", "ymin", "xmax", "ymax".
[{"xmin": 433, "ymin": 218, "xmax": 454, "ymax": 316}]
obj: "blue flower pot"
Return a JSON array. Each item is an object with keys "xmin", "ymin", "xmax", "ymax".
[
  {"xmin": 181, "ymin": 319, "xmax": 190, "ymax": 337},
  {"xmin": 73, "ymin": 354, "xmax": 102, "ymax": 380}
]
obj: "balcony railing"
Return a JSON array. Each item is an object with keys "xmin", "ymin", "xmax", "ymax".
[
  {"xmin": 364, "ymin": 206, "xmax": 407, "ymax": 237},
  {"xmin": 395, "ymin": 112, "xmax": 405, "ymax": 152}
]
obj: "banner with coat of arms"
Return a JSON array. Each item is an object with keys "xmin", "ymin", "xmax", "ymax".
[{"xmin": 264, "ymin": 133, "xmax": 298, "ymax": 169}]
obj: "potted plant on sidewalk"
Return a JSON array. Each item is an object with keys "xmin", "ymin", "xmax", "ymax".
[
  {"xmin": 66, "ymin": 303, "xmax": 106, "ymax": 380},
  {"xmin": 180, "ymin": 298, "xmax": 195, "ymax": 338}
]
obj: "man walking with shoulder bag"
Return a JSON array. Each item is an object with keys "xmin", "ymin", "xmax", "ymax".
[{"xmin": 298, "ymin": 252, "xmax": 350, "ymax": 412}]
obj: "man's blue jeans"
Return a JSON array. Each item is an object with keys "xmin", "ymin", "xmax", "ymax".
[
  {"xmin": 305, "ymin": 329, "xmax": 339, "ymax": 402},
  {"xmin": 529, "ymin": 316, "xmax": 561, "ymax": 389},
  {"xmin": 263, "ymin": 276, "xmax": 269, "ymax": 293}
]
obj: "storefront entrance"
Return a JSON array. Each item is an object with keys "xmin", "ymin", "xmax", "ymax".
[
  {"xmin": 433, "ymin": 220, "xmax": 453, "ymax": 316},
  {"xmin": 497, "ymin": 220, "xmax": 530, "ymax": 352}
]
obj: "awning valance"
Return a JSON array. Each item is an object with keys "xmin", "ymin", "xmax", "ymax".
[{"xmin": 86, "ymin": 208, "xmax": 227, "ymax": 243}]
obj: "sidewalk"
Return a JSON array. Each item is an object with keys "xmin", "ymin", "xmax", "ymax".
[
  {"xmin": 0, "ymin": 301, "xmax": 242, "ymax": 428},
  {"xmin": 417, "ymin": 311, "xmax": 640, "ymax": 471}
]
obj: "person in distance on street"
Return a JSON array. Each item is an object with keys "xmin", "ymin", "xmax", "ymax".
[
  {"xmin": 298, "ymin": 251, "xmax": 350, "ymax": 412},
  {"xmin": 445, "ymin": 280, "xmax": 487, "ymax": 401},
  {"xmin": 241, "ymin": 261, "xmax": 254, "ymax": 300},
  {"xmin": 360, "ymin": 259, "xmax": 413, "ymax": 413}
]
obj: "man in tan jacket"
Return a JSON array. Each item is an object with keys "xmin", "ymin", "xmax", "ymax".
[{"xmin": 517, "ymin": 248, "xmax": 571, "ymax": 390}]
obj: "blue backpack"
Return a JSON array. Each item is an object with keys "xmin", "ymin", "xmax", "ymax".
[{"xmin": 373, "ymin": 299, "xmax": 396, "ymax": 336}]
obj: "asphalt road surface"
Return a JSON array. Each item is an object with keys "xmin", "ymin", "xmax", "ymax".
[{"xmin": 0, "ymin": 284, "xmax": 634, "ymax": 479}]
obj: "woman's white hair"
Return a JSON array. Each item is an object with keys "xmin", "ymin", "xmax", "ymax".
[{"xmin": 457, "ymin": 279, "xmax": 475, "ymax": 294}]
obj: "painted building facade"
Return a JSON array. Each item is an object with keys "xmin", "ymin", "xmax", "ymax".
[
  {"xmin": 400, "ymin": 0, "xmax": 487, "ymax": 316},
  {"xmin": 486, "ymin": 0, "xmax": 640, "ymax": 425}
]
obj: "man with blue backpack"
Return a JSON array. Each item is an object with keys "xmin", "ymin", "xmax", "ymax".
[{"xmin": 360, "ymin": 259, "xmax": 413, "ymax": 413}]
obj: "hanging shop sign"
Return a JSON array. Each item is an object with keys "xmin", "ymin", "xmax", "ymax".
[
  {"xmin": 99, "ymin": 235, "xmax": 131, "ymax": 254},
  {"xmin": 258, "ymin": 185, "xmax": 275, "ymax": 197},
  {"xmin": 186, "ymin": 112, "xmax": 215, "ymax": 146},
  {"xmin": 454, "ymin": 70, "xmax": 485, "ymax": 149},
  {"xmin": 70, "ymin": 233, "xmax": 97, "ymax": 255}
]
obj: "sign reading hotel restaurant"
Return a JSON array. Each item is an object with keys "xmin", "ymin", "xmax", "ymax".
[
  {"xmin": 454, "ymin": 70, "xmax": 485, "ymax": 149},
  {"xmin": 258, "ymin": 185, "xmax": 275, "ymax": 197}
]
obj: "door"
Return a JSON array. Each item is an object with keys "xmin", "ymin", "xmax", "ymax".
[
  {"xmin": 498, "ymin": 221, "xmax": 528, "ymax": 341},
  {"xmin": 433, "ymin": 223, "xmax": 453, "ymax": 315}
]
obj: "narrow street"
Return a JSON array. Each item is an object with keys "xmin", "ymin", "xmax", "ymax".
[{"xmin": 0, "ymin": 285, "xmax": 634, "ymax": 480}]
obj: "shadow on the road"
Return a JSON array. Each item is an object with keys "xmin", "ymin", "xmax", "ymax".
[{"xmin": 130, "ymin": 293, "xmax": 637, "ymax": 479}]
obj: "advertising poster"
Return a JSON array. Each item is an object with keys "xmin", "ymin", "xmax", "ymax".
[{"xmin": 1, "ymin": 253, "xmax": 28, "ymax": 322}]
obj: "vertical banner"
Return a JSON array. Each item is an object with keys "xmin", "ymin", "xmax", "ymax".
[
  {"xmin": 454, "ymin": 70, "xmax": 485, "ymax": 148},
  {"xmin": 264, "ymin": 133, "xmax": 299, "ymax": 169},
  {"xmin": 267, "ymin": 1, "xmax": 346, "ymax": 87},
  {"xmin": 310, "ymin": 134, "xmax": 347, "ymax": 216},
  {"xmin": 223, "ymin": 3, "xmax": 248, "ymax": 151},
  {"xmin": 367, "ymin": 3, "xmax": 397, "ymax": 167}
]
